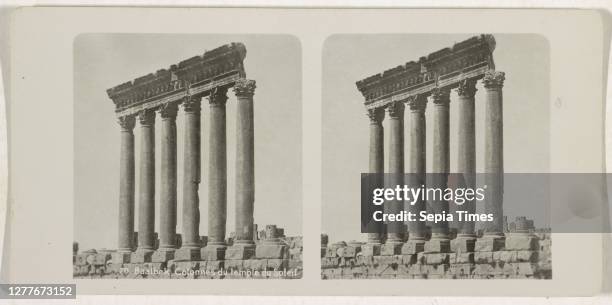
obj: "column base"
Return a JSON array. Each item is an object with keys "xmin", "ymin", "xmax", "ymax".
[
  {"xmin": 130, "ymin": 249, "xmax": 154, "ymax": 263},
  {"xmin": 226, "ymin": 243, "xmax": 256, "ymax": 260},
  {"xmin": 424, "ymin": 238, "xmax": 451, "ymax": 253},
  {"xmin": 451, "ymin": 236, "xmax": 476, "ymax": 253},
  {"xmin": 201, "ymin": 244, "xmax": 226, "ymax": 261},
  {"xmin": 475, "ymin": 235, "xmax": 506, "ymax": 252},
  {"xmin": 401, "ymin": 239, "xmax": 425, "ymax": 254},
  {"xmin": 151, "ymin": 248, "xmax": 175, "ymax": 263},
  {"xmin": 174, "ymin": 247, "xmax": 202, "ymax": 262},
  {"xmin": 111, "ymin": 251, "xmax": 132, "ymax": 264}
]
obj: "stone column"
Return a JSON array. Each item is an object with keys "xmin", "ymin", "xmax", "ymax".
[
  {"xmin": 454, "ymin": 79, "xmax": 478, "ymax": 252},
  {"xmin": 227, "ymin": 79, "xmax": 257, "ymax": 260},
  {"xmin": 425, "ymin": 87, "xmax": 452, "ymax": 253},
  {"xmin": 382, "ymin": 101, "xmax": 404, "ymax": 255},
  {"xmin": 368, "ymin": 108, "xmax": 385, "ymax": 243},
  {"xmin": 175, "ymin": 97, "xmax": 202, "ymax": 261},
  {"xmin": 476, "ymin": 70, "xmax": 506, "ymax": 251},
  {"xmin": 202, "ymin": 87, "xmax": 228, "ymax": 261},
  {"xmin": 362, "ymin": 108, "xmax": 385, "ymax": 256},
  {"xmin": 132, "ymin": 110, "xmax": 156, "ymax": 263},
  {"xmin": 402, "ymin": 95, "xmax": 427, "ymax": 254},
  {"xmin": 153, "ymin": 103, "xmax": 178, "ymax": 262},
  {"xmin": 115, "ymin": 115, "xmax": 135, "ymax": 263}
]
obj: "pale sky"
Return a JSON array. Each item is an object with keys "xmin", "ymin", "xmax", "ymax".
[
  {"xmin": 322, "ymin": 34, "xmax": 550, "ymax": 243},
  {"xmin": 74, "ymin": 34, "xmax": 302, "ymax": 251}
]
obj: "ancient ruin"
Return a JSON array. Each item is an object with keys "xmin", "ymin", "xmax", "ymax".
[
  {"xmin": 74, "ymin": 43, "xmax": 301, "ymax": 279},
  {"xmin": 321, "ymin": 34, "xmax": 551, "ymax": 279}
]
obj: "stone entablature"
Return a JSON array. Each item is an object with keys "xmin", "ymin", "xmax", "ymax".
[
  {"xmin": 355, "ymin": 34, "xmax": 495, "ymax": 110},
  {"xmin": 106, "ymin": 42, "xmax": 247, "ymax": 117}
]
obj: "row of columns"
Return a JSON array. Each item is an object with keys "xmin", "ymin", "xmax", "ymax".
[
  {"xmin": 116, "ymin": 79, "xmax": 257, "ymax": 262},
  {"xmin": 366, "ymin": 70, "xmax": 505, "ymax": 250}
]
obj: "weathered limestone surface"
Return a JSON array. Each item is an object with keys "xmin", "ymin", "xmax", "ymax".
[
  {"xmin": 74, "ymin": 231, "xmax": 302, "ymax": 280},
  {"xmin": 366, "ymin": 108, "xmax": 385, "ymax": 245},
  {"xmin": 117, "ymin": 116, "xmax": 136, "ymax": 258},
  {"xmin": 134, "ymin": 110, "xmax": 156, "ymax": 262},
  {"xmin": 320, "ymin": 233, "xmax": 551, "ymax": 279}
]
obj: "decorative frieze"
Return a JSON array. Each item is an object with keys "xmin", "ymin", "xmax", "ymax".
[
  {"xmin": 356, "ymin": 34, "xmax": 495, "ymax": 105},
  {"xmin": 106, "ymin": 42, "xmax": 246, "ymax": 113}
]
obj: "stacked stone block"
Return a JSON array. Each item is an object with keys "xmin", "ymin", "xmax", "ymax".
[
  {"xmin": 74, "ymin": 227, "xmax": 302, "ymax": 279},
  {"xmin": 321, "ymin": 233, "xmax": 551, "ymax": 279}
]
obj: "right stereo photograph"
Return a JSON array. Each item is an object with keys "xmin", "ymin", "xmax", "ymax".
[{"xmin": 321, "ymin": 34, "xmax": 552, "ymax": 279}]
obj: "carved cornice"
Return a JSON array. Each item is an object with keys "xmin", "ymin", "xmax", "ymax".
[
  {"xmin": 208, "ymin": 87, "xmax": 228, "ymax": 107},
  {"xmin": 386, "ymin": 101, "xmax": 405, "ymax": 119},
  {"xmin": 356, "ymin": 34, "xmax": 496, "ymax": 105},
  {"xmin": 482, "ymin": 70, "xmax": 505, "ymax": 89},
  {"xmin": 182, "ymin": 96, "xmax": 202, "ymax": 113},
  {"xmin": 118, "ymin": 115, "xmax": 136, "ymax": 131},
  {"xmin": 456, "ymin": 78, "xmax": 478, "ymax": 97},
  {"xmin": 106, "ymin": 42, "xmax": 247, "ymax": 112},
  {"xmin": 159, "ymin": 103, "xmax": 179, "ymax": 120},
  {"xmin": 431, "ymin": 87, "xmax": 451, "ymax": 105},
  {"xmin": 367, "ymin": 108, "xmax": 385, "ymax": 124},
  {"xmin": 138, "ymin": 109, "xmax": 156, "ymax": 126},
  {"xmin": 233, "ymin": 79, "xmax": 257, "ymax": 98}
]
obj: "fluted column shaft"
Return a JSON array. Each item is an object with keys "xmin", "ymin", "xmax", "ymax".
[
  {"xmin": 407, "ymin": 96, "xmax": 427, "ymax": 241},
  {"xmin": 117, "ymin": 115, "xmax": 136, "ymax": 253},
  {"xmin": 137, "ymin": 110, "xmax": 155, "ymax": 252},
  {"xmin": 386, "ymin": 101, "xmax": 405, "ymax": 244},
  {"xmin": 181, "ymin": 97, "xmax": 202, "ymax": 248},
  {"xmin": 159, "ymin": 103, "xmax": 178, "ymax": 250},
  {"xmin": 431, "ymin": 88, "xmax": 451, "ymax": 239},
  {"xmin": 208, "ymin": 88, "xmax": 228, "ymax": 246},
  {"xmin": 456, "ymin": 79, "xmax": 478, "ymax": 238},
  {"xmin": 367, "ymin": 108, "xmax": 385, "ymax": 244},
  {"xmin": 483, "ymin": 71, "xmax": 505, "ymax": 236},
  {"xmin": 234, "ymin": 79, "xmax": 257, "ymax": 245}
]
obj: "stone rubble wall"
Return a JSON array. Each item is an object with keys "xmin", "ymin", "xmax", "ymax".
[
  {"xmin": 73, "ymin": 236, "xmax": 303, "ymax": 279},
  {"xmin": 321, "ymin": 233, "xmax": 551, "ymax": 279}
]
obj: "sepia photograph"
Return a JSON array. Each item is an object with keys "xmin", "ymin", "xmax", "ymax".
[
  {"xmin": 73, "ymin": 34, "xmax": 303, "ymax": 279},
  {"xmin": 321, "ymin": 33, "xmax": 552, "ymax": 279}
]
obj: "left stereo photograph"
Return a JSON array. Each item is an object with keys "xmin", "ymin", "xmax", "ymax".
[{"xmin": 73, "ymin": 34, "xmax": 303, "ymax": 279}]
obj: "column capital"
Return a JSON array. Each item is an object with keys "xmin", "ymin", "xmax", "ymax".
[
  {"xmin": 233, "ymin": 79, "xmax": 256, "ymax": 98},
  {"xmin": 159, "ymin": 102, "xmax": 179, "ymax": 120},
  {"xmin": 386, "ymin": 101, "xmax": 405, "ymax": 119},
  {"xmin": 407, "ymin": 95, "xmax": 427, "ymax": 113},
  {"xmin": 182, "ymin": 96, "xmax": 202, "ymax": 113},
  {"xmin": 483, "ymin": 70, "xmax": 505, "ymax": 89},
  {"xmin": 138, "ymin": 109, "xmax": 156, "ymax": 126},
  {"xmin": 456, "ymin": 79, "xmax": 478, "ymax": 98},
  {"xmin": 367, "ymin": 108, "xmax": 385, "ymax": 125},
  {"xmin": 431, "ymin": 87, "xmax": 451, "ymax": 106},
  {"xmin": 208, "ymin": 87, "xmax": 228, "ymax": 106},
  {"xmin": 118, "ymin": 115, "xmax": 136, "ymax": 131}
]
